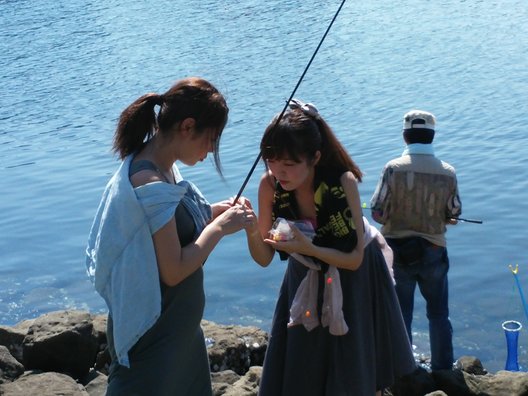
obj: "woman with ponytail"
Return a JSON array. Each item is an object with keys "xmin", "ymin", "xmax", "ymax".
[
  {"xmin": 86, "ymin": 77, "xmax": 254, "ymax": 395},
  {"xmin": 244, "ymin": 99, "xmax": 416, "ymax": 395}
]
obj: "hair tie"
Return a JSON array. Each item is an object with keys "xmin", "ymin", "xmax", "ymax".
[
  {"xmin": 289, "ymin": 98, "xmax": 321, "ymax": 120},
  {"xmin": 153, "ymin": 94, "xmax": 164, "ymax": 106}
]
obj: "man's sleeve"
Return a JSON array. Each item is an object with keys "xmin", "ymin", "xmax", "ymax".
[
  {"xmin": 446, "ymin": 174, "xmax": 462, "ymax": 219},
  {"xmin": 370, "ymin": 165, "xmax": 392, "ymax": 224}
]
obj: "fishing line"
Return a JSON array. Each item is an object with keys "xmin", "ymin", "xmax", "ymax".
[{"xmin": 233, "ymin": 0, "xmax": 347, "ymax": 203}]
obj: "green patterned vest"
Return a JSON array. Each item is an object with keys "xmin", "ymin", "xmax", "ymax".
[{"xmin": 272, "ymin": 167, "xmax": 359, "ymax": 261}]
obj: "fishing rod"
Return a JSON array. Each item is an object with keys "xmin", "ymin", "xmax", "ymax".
[
  {"xmin": 509, "ymin": 264, "xmax": 528, "ymax": 323},
  {"xmin": 361, "ymin": 203, "xmax": 483, "ymax": 224},
  {"xmin": 450, "ymin": 217, "xmax": 483, "ymax": 224},
  {"xmin": 233, "ymin": 0, "xmax": 348, "ymax": 203}
]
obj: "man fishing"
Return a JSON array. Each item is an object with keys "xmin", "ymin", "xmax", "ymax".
[{"xmin": 370, "ymin": 109, "xmax": 462, "ymax": 371}]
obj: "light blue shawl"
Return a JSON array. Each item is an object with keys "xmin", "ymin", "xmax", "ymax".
[{"xmin": 85, "ymin": 155, "xmax": 212, "ymax": 367}]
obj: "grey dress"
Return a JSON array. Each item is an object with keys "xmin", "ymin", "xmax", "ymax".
[
  {"xmin": 259, "ymin": 242, "xmax": 416, "ymax": 396},
  {"xmin": 258, "ymin": 243, "xmax": 416, "ymax": 396},
  {"xmin": 258, "ymin": 170, "xmax": 416, "ymax": 396},
  {"xmin": 105, "ymin": 160, "xmax": 212, "ymax": 396}
]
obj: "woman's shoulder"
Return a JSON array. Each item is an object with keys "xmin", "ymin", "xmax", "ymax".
[
  {"xmin": 339, "ymin": 170, "xmax": 359, "ymax": 184},
  {"xmin": 317, "ymin": 167, "xmax": 355, "ymax": 185},
  {"xmin": 130, "ymin": 160, "xmax": 166, "ymax": 187},
  {"xmin": 258, "ymin": 171, "xmax": 276, "ymax": 195}
]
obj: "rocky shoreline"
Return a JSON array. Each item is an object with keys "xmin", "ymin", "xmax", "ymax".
[{"xmin": 1, "ymin": 310, "xmax": 528, "ymax": 396}]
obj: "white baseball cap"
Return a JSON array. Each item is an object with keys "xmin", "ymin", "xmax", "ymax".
[{"xmin": 403, "ymin": 110, "xmax": 436, "ymax": 131}]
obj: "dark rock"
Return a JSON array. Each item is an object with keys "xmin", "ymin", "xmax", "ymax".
[
  {"xmin": 432, "ymin": 369, "xmax": 473, "ymax": 395},
  {"xmin": 22, "ymin": 310, "xmax": 99, "ymax": 379},
  {"xmin": 390, "ymin": 366, "xmax": 437, "ymax": 396},
  {"xmin": 0, "ymin": 318, "xmax": 34, "ymax": 363},
  {"xmin": 0, "ymin": 345, "xmax": 25, "ymax": 383},
  {"xmin": 90, "ymin": 314, "xmax": 109, "ymax": 375},
  {"xmin": 93, "ymin": 346, "xmax": 110, "ymax": 375}
]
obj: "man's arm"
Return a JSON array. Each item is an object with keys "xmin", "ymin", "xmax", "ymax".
[
  {"xmin": 370, "ymin": 165, "xmax": 392, "ymax": 224},
  {"xmin": 446, "ymin": 173, "xmax": 462, "ymax": 224}
]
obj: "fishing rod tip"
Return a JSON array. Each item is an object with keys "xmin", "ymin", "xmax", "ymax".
[{"xmin": 509, "ymin": 264, "xmax": 519, "ymax": 274}]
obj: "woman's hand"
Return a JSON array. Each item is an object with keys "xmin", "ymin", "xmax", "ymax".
[
  {"xmin": 264, "ymin": 224, "xmax": 315, "ymax": 256},
  {"xmin": 212, "ymin": 196, "xmax": 254, "ymax": 219},
  {"xmin": 211, "ymin": 199, "xmax": 233, "ymax": 218},
  {"xmin": 234, "ymin": 196, "xmax": 253, "ymax": 210},
  {"xmin": 212, "ymin": 203, "xmax": 256, "ymax": 236}
]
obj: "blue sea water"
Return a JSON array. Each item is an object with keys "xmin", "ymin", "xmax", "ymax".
[{"xmin": 0, "ymin": 0, "xmax": 527, "ymax": 373}]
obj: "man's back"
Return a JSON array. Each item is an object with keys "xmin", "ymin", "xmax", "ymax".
[
  {"xmin": 369, "ymin": 109, "xmax": 460, "ymax": 371},
  {"xmin": 373, "ymin": 153, "xmax": 460, "ymax": 245}
]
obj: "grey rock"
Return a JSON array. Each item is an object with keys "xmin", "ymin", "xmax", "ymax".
[
  {"xmin": 212, "ymin": 369, "xmax": 242, "ymax": 396},
  {"xmin": 454, "ymin": 356, "xmax": 488, "ymax": 375},
  {"xmin": 0, "ymin": 371, "xmax": 89, "ymax": 396},
  {"xmin": 212, "ymin": 369, "xmax": 241, "ymax": 385},
  {"xmin": 222, "ymin": 366, "xmax": 261, "ymax": 396},
  {"xmin": 467, "ymin": 370, "xmax": 528, "ymax": 396},
  {"xmin": 83, "ymin": 370, "xmax": 108, "ymax": 396},
  {"xmin": 202, "ymin": 320, "xmax": 268, "ymax": 375},
  {"xmin": 3, "ymin": 311, "xmax": 528, "ymax": 396}
]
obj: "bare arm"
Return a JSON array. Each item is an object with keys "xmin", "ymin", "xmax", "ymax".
[
  {"xmin": 244, "ymin": 172, "xmax": 276, "ymax": 267},
  {"xmin": 153, "ymin": 207, "xmax": 247, "ymax": 285},
  {"xmin": 131, "ymin": 170, "xmax": 247, "ymax": 286},
  {"xmin": 264, "ymin": 172, "xmax": 365, "ymax": 271}
]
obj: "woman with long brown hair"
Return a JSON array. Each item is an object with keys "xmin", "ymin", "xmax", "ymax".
[
  {"xmin": 244, "ymin": 99, "xmax": 416, "ymax": 395},
  {"xmin": 86, "ymin": 77, "xmax": 252, "ymax": 395}
]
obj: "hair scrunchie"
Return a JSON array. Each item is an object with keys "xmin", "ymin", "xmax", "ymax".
[{"xmin": 289, "ymin": 98, "xmax": 321, "ymax": 120}]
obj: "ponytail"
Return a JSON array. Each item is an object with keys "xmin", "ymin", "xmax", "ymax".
[
  {"xmin": 111, "ymin": 77, "xmax": 228, "ymax": 172},
  {"xmin": 317, "ymin": 118, "xmax": 363, "ymax": 182},
  {"xmin": 113, "ymin": 93, "xmax": 163, "ymax": 159}
]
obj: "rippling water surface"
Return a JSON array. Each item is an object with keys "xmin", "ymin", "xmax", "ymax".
[{"xmin": 1, "ymin": 0, "xmax": 527, "ymax": 373}]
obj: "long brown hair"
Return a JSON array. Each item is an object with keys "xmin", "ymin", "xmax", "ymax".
[
  {"xmin": 260, "ymin": 104, "xmax": 362, "ymax": 181},
  {"xmin": 112, "ymin": 77, "xmax": 228, "ymax": 174}
]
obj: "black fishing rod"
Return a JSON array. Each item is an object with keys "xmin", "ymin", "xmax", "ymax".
[
  {"xmin": 233, "ymin": 0, "xmax": 347, "ymax": 203},
  {"xmin": 450, "ymin": 217, "xmax": 483, "ymax": 224},
  {"xmin": 361, "ymin": 204, "xmax": 483, "ymax": 224}
]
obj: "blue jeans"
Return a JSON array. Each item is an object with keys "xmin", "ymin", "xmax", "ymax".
[{"xmin": 392, "ymin": 240, "xmax": 453, "ymax": 370}]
